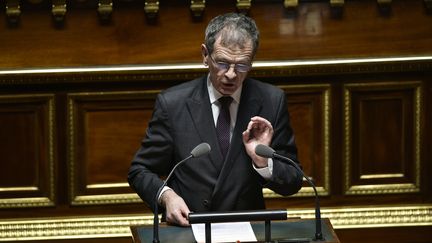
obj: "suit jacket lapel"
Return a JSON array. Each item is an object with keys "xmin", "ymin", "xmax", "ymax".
[
  {"xmin": 211, "ymin": 79, "xmax": 263, "ymax": 200},
  {"xmin": 186, "ymin": 77, "xmax": 224, "ymax": 171}
]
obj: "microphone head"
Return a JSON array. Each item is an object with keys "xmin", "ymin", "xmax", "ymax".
[
  {"xmin": 255, "ymin": 144, "xmax": 275, "ymax": 158},
  {"xmin": 191, "ymin": 143, "xmax": 211, "ymax": 158}
]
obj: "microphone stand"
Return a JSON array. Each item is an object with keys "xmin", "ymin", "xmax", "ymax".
[
  {"xmin": 272, "ymin": 153, "xmax": 324, "ymax": 241},
  {"xmin": 152, "ymin": 154, "xmax": 192, "ymax": 243},
  {"xmin": 153, "ymin": 185, "xmax": 164, "ymax": 243}
]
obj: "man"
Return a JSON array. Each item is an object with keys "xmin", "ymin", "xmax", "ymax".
[{"xmin": 128, "ymin": 13, "xmax": 303, "ymax": 227}]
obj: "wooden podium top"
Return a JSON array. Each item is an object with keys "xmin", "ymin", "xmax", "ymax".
[{"xmin": 130, "ymin": 218, "xmax": 340, "ymax": 243}]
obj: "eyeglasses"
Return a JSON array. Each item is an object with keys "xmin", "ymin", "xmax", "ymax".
[{"xmin": 208, "ymin": 54, "xmax": 252, "ymax": 73}]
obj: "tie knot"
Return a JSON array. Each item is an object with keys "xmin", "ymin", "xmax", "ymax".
[{"xmin": 218, "ymin": 96, "xmax": 233, "ymax": 108}]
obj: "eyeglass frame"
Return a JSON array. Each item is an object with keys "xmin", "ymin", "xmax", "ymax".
[{"xmin": 207, "ymin": 52, "xmax": 252, "ymax": 73}]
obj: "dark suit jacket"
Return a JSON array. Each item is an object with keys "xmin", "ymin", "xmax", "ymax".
[{"xmin": 128, "ymin": 76, "xmax": 303, "ymax": 213}]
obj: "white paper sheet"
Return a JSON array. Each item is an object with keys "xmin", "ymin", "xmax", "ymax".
[{"xmin": 191, "ymin": 222, "xmax": 257, "ymax": 243}]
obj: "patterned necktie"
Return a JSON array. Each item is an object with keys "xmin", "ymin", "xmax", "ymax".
[{"xmin": 216, "ymin": 96, "xmax": 233, "ymax": 160}]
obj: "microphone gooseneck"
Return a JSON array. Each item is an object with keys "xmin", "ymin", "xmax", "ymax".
[
  {"xmin": 255, "ymin": 144, "xmax": 324, "ymax": 241},
  {"xmin": 153, "ymin": 143, "xmax": 211, "ymax": 243}
]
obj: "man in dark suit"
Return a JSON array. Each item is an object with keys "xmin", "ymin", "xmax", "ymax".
[{"xmin": 128, "ymin": 13, "xmax": 303, "ymax": 226}]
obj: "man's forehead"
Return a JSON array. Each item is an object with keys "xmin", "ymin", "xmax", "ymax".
[
  {"xmin": 215, "ymin": 31, "xmax": 252, "ymax": 46},
  {"xmin": 214, "ymin": 37, "xmax": 253, "ymax": 52}
]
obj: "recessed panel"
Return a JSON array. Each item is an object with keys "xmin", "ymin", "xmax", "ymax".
[
  {"xmin": 344, "ymin": 82, "xmax": 421, "ymax": 195},
  {"xmin": 68, "ymin": 91, "xmax": 158, "ymax": 205},
  {"xmin": 264, "ymin": 84, "xmax": 330, "ymax": 198},
  {"xmin": 85, "ymin": 109, "xmax": 151, "ymax": 185},
  {"xmin": 0, "ymin": 95, "xmax": 55, "ymax": 208}
]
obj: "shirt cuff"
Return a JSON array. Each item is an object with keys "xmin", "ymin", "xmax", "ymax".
[
  {"xmin": 253, "ymin": 158, "xmax": 273, "ymax": 180},
  {"xmin": 157, "ymin": 186, "xmax": 172, "ymax": 205}
]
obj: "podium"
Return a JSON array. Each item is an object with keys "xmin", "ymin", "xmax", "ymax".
[{"xmin": 130, "ymin": 218, "xmax": 340, "ymax": 243}]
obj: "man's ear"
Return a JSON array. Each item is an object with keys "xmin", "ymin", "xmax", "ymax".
[{"xmin": 201, "ymin": 44, "xmax": 208, "ymax": 66}]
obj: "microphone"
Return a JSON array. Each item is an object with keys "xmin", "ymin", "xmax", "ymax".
[
  {"xmin": 153, "ymin": 142, "xmax": 211, "ymax": 243},
  {"xmin": 255, "ymin": 144, "xmax": 324, "ymax": 241}
]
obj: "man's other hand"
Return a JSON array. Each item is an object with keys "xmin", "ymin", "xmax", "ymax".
[
  {"xmin": 160, "ymin": 189, "xmax": 191, "ymax": 227},
  {"xmin": 242, "ymin": 116, "xmax": 274, "ymax": 168}
]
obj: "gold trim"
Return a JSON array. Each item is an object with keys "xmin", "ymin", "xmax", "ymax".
[
  {"xmin": 0, "ymin": 94, "xmax": 56, "ymax": 208},
  {"xmin": 0, "ymin": 197, "xmax": 54, "ymax": 208},
  {"xmin": 237, "ymin": 0, "xmax": 251, "ymax": 12},
  {"xmin": 190, "ymin": 0, "xmax": 205, "ymax": 18},
  {"xmin": 330, "ymin": 0, "xmax": 344, "ymax": 8},
  {"xmin": 86, "ymin": 182, "xmax": 130, "ymax": 189},
  {"xmin": 288, "ymin": 205, "xmax": 432, "ymax": 229},
  {"xmin": 71, "ymin": 193, "xmax": 142, "ymax": 205},
  {"xmin": 343, "ymin": 82, "xmax": 422, "ymax": 195},
  {"xmin": 97, "ymin": 0, "xmax": 113, "ymax": 22},
  {"xmin": 264, "ymin": 84, "xmax": 331, "ymax": 198},
  {"xmin": 0, "ymin": 187, "xmax": 38, "ymax": 192},
  {"xmin": 67, "ymin": 90, "xmax": 160, "ymax": 205},
  {"xmin": 360, "ymin": 173, "xmax": 404, "ymax": 179},
  {"xmin": 1, "ymin": 56, "xmax": 432, "ymax": 85},
  {"xmin": 0, "ymin": 205, "xmax": 430, "ymax": 240},
  {"xmin": 284, "ymin": 0, "xmax": 298, "ymax": 8},
  {"xmin": 0, "ymin": 214, "xmax": 153, "ymax": 241},
  {"xmin": 52, "ymin": 0, "xmax": 67, "ymax": 22},
  {"xmin": 5, "ymin": 0, "xmax": 21, "ymax": 23},
  {"xmin": 144, "ymin": 0, "xmax": 159, "ymax": 18}
]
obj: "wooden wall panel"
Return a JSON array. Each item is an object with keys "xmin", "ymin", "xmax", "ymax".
[
  {"xmin": 343, "ymin": 81, "xmax": 421, "ymax": 195},
  {"xmin": 282, "ymin": 84, "xmax": 331, "ymax": 197},
  {"xmin": 0, "ymin": 94, "xmax": 55, "ymax": 208},
  {"xmin": 67, "ymin": 91, "xmax": 158, "ymax": 205}
]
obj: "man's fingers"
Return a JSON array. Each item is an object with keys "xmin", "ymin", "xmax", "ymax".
[
  {"xmin": 166, "ymin": 210, "xmax": 189, "ymax": 226},
  {"xmin": 164, "ymin": 190, "xmax": 191, "ymax": 226}
]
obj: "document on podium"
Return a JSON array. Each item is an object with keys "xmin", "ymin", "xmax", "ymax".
[{"xmin": 191, "ymin": 222, "xmax": 257, "ymax": 243}]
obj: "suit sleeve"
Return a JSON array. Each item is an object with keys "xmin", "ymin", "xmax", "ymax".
[
  {"xmin": 264, "ymin": 91, "xmax": 303, "ymax": 196},
  {"xmin": 127, "ymin": 93, "xmax": 174, "ymax": 211}
]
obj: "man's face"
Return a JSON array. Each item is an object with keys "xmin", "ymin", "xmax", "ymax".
[{"xmin": 202, "ymin": 37, "xmax": 254, "ymax": 96}]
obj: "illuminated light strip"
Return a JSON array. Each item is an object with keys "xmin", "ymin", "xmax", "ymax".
[{"xmin": 1, "ymin": 56, "xmax": 432, "ymax": 75}]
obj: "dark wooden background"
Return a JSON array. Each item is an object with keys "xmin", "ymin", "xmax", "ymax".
[{"xmin": 0, "ymin": 0, "xmax": 431, "ymax": 242}]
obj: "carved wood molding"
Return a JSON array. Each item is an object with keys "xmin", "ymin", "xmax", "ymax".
[
  {"xmin": 237, "ymin": 0, "xmax": 251, "ymax": 14},
  {"xmin": 2, "ymin": 0, "xmax": 430, "ymax": 27},
  {"xmin": 190, "ymin": 0, "xmax": 205, "ymax": 18},
  {"xmin": 330, "ymin": 0, "xmax": 344, "ymax": 17},
  {"xmin": 98, "ymin": 0, "xmax": 113, "ymax": 23},
  {"xmin": 52, "ymin": 0, "xmax": 67, "ymax": 24},
  {"xmin": 144, "ymin": 0, "xmax": 159, "ymax": 20},
  {"xmin": 5, "ymin": 0, "xmax": 21, "ymax": 25},
  {"xmin": 284, "ymin": 0, "xmax": 298, "ymax": 9}
]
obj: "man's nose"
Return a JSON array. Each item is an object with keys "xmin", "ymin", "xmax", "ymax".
[{"xmin": 224, "ymin": 64, "xmax": 237, "ymax": 79}]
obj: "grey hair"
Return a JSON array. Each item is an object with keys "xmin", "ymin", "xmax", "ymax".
[{"xmin": 204, "ymin": 13, "xmax": 260, "ymax": 57}]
